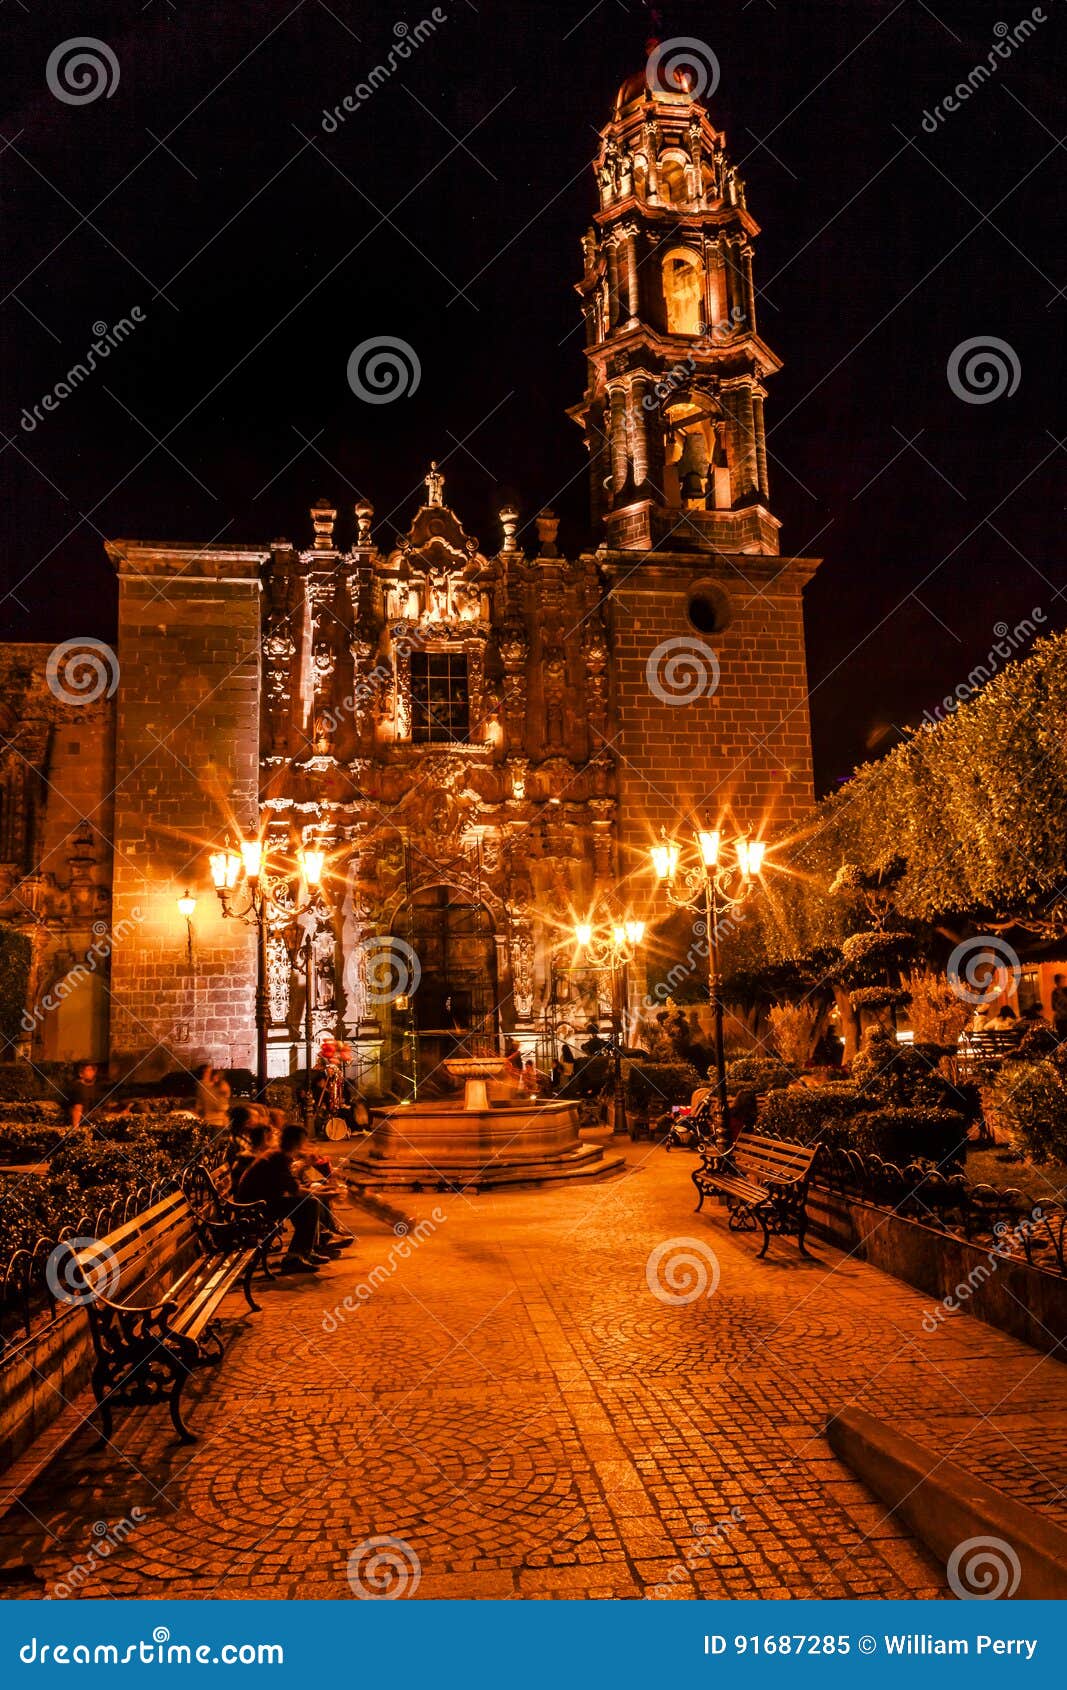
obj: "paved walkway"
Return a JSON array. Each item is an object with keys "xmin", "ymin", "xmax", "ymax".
[{"xmin": 3, "ymin": 1143, "xmax": 1067, "ymax": 1600}]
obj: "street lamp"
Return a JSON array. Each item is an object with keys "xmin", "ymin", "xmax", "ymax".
[
  {"xmin": 572, "ymin": 913, "xmax": 645, "ymax": 1137},
  {"xmin": 649, "ymin": 827, "xmax": 767, "ymax": 1142},
  {"xmin": 209, "ymin": 835, "xmax": 329, "ymax": 1102}
]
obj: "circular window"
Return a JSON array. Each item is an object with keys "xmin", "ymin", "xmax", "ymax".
[{"xmin": 686, "ymin": 581, "xmax": 732, "ymax": 635}]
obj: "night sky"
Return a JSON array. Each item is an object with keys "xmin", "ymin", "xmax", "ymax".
[{"xmin": 2, "ymin": 0, "xmax": 1063, "ymax": 794}]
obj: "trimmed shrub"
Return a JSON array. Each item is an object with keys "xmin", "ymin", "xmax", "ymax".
[
  {"xmin": 726, "ymin": 1055, "xmax": 793, "ymax": 1094},
  {"xmin": 991, "ymin": 1059, "xmax": 1067, "ymax": 1164},
  {"xmin": 0, "ymin": 1101, "xmax": 64, "ymax": 1125},
  {"xmin": 851, "ymin": 1107, "xmax": 968, "ymax": 1168},
  {"xmin": 759, "ymin": 1085, "xmax": 868, "ymax": 1149},
  {"xmin": 0, "ymin": 1121, "xmax": 66, "ymax": 1163}
]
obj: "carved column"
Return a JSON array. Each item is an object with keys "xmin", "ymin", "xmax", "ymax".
[
  {"xmin": 393, "ymin": 640, "xmax": 412, "ymax": 742},
  {"xmin": 622, "ymin": 224, "xmax": 640, "ymax": 323},
  {"xmin": 735, "ymin": 383, "xmax": 760, "ymax": 502},
  {"xmin": 752, "ymin": 392, "xmax": 770, "ymax": 501},
  {"xmin": 741, "ymin": 244, "xmax": 757, "ymax": 334},
  {"xmin": 583, "ymin": 629, "xmax": 609, "ymax": 750},
  {"xmin": 543, "ymin": 649, "xmax": 566, "ymax": 750},
  {"xmin": 724, "ymin": 240, "xmax": 744, "ymax": 323},
  {"xmin": 604, "ymin": 234, "xmax": 621, "ymax": 330},
  {"xmin": 608, "ymin": 385, "xmax": 628, "ymax": 495},
  {"xmin": 629, "ymin": 377, "xmax": 650, "ymax": 488},
  {"xmin": 500, "ymin": 624, "xmax": 528, "ymax": 753},
  {"xmin": 643, "ymin": 121, "xmax": 660, "ymax": 199}
]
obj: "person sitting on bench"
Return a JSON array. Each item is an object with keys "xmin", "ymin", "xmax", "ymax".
[
  {"xmin": 228, "ymin": 1116, "xmax": 274, "ymax": 1189},
  {"xmin": 270, "ymin": 1114, "xmax": 354, "ymax": 1245},
  {"xmin": 236, "ymin": 1122, "xmax": 325, "ymax": 1271}
]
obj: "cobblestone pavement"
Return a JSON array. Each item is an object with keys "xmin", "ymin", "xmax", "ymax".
[{"xmin": 2, "ymin": 1143, "xmax": 1066, "ymax": 1600}]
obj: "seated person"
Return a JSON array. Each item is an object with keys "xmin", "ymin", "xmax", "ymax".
[
  {"xmin": 284, "ymin": 1122, "xmax": 354, "ymax": 1243},
  {"xmin": 236, "ymin": 1123, "xmax": 330, "ymax": 1271},
  {"xmin": 724, "ymin": 1088, "xmax": 759, "ymax": 1145},
  {"xmin": 581, "ymin": 1021, "xmax": 610, "ymax": 1057},
  {"xmin": 228, "ymin": 1117, "xmax": 273, "ymax": 1189}
]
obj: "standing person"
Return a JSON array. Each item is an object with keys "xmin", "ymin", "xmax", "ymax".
[
  {"xmin": 1052, "ymin": 974, "xmax": 1067, "ymax": 1042},
  {"xmin": 194, "ymin": 1064, "xmax": 231, "ymax": 1131},
  {"xmin": 64, "ymin": 1061, "xmax": 100, "ymax": 1130}
]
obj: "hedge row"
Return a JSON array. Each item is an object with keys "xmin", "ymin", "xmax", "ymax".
[
  {"xmin": 0, "ymin": 1116, "xmax": 217, "ymax": 1257},
  {"xmin": 760, "ymin": 1085, "xmax": 968, "ymax": 1167}
]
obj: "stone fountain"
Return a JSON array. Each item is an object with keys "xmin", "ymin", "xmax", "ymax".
[{"xmin": 342, "ymin": 1049, "xmax": 624, "ymax": 1192}]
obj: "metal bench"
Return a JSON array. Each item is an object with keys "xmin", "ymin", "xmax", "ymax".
[
  {"xmin": 49, "ymin": 1182, "xmax": 266, "ymax": 1445},
  {"xmin": 692, "ymin": 1129, "xmax": 821, "ymax": 1257}
]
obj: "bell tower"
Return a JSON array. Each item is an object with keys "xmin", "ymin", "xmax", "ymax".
[
  {"xmin": 575, "ymin": 45, "xmax": 821, "ymax": 858},
  {"xmin": 570, "ymin": 45, "xmax": 779, "ymax": 555}
]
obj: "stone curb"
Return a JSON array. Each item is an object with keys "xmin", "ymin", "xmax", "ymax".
[{"xmin": 826, "ymin": 1406, "xmax": 1067, "ymax": 1599}]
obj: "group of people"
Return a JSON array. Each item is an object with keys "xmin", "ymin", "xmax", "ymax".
[
  {"xmin": 221, "ymin": 1103, "xmax": 355, "ymax": 1274},
  {"xmin": 965, "ymin": 996, "xmax": 1058, "ymax": 1039}
]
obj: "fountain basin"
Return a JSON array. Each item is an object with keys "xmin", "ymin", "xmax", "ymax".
[{"xmin": 342, "ymin": 1098, "xmax": 624, "ymax": 1191}]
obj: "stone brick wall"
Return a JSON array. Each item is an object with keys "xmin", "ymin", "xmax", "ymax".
[
  {"xmin": 106, "ymin": 546, "xmax": 266, "ymax": 1078},
  {"xmin": 605, "ymin": 551, "xmax": 818, "ymax": 875}
]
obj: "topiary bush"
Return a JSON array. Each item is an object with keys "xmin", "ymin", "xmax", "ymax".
[
  {"xmin": 990, "ymin": 1059, "xmax": 1067, "ymax": 1164},
  {"xmin": 759, "ymin": 1084, "xmax": 868, "ymax": 1149},
  {"xmin": 851, "ymin": 1106, "xmax": 968, "ymax": 1168},
  {"xmin": 726, "ymin": 1055, "xmax": 793, "ymax": 1094}
]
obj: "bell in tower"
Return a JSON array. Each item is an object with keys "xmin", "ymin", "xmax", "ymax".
[{"xmin": 568, "ymin": 40, "xmax": 779, "ymax": 555}]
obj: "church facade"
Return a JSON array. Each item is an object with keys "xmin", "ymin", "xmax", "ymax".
[{"xmin": 1, "ymin": 64, "xmax": 819, "ymax": 1087}]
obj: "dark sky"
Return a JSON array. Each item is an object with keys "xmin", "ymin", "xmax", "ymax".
[{"xmin": 2, "ymin": 0, "xmax": 1063, "ymax": 793}]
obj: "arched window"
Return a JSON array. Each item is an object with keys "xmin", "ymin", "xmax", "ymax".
[
  {"xmin": 661, "ymin": 248, "xmax": 703, "ymax": 335},
  {"xmin": 658, "ymin": 155, "xmax": 689, "ymax": 207}
]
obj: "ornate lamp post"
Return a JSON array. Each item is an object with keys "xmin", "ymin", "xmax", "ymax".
[
  {"xmin": 209, "ymin": 837, "xmax": 326, "ymax": 1103},
  {"xmin": 573, "ymin": 914, "xmax": 645, "ymax": 1137},
  {"xmin": 649, "ymin": 829, "xmax": 766, "ymax": 1139}
]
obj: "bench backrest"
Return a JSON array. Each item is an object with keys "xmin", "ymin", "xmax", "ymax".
[
  {"xmin": 53, "ymin": 1191, "xmax": 198, "ymax": 1313},
  {"xmin": 733, "ymin": 1130, "xmax": 819, "ymax": 1186}
]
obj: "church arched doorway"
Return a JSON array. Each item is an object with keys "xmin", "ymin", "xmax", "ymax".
[{"xmin": 401, "ymin": 884, "xmax": 500, "ymax": 1087}]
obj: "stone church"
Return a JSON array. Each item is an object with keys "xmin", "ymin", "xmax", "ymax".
[{"xmin": 1, "ymin": 62, "xmax": 819, "ymax": 1088}]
